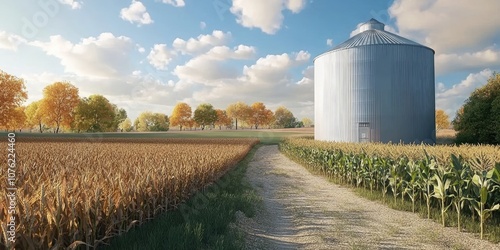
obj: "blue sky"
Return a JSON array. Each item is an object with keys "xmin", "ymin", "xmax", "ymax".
[{"xmin": 1, "ymin": 0, "xmax": 499, "ymax": 122}]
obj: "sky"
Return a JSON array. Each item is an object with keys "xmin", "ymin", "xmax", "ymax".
[{"xmin": 1, "ymin": 0, "xmax": 499, "ymax": 122}]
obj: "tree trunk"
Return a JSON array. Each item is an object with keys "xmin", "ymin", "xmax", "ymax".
[{"xmin": 235, "ymin": 119, "xmax": 238, "ymax": 130}]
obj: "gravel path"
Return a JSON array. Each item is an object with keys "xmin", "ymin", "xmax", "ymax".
[{"xmin": 236, "ymin": 145, "xmax": 500, "ymax": 250}]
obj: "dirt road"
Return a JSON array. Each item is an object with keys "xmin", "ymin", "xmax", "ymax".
[{"xmin": 236, "ymin": 145, "xmax": 500, "ymax": 250}]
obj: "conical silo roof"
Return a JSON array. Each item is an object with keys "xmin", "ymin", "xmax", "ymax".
[{"xmin": 321, "ymin": 19, "xmax": 434, "ymax": 55}]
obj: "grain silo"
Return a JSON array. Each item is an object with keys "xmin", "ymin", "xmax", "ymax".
[{"xmin": 314, "ymin": 18, "xmax": 435, "ymax": 144}]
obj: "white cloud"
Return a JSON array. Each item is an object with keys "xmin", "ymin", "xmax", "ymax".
[
  {"xmin": 436, "ymin": 48, "xmax": 500, "ymax": 75},
  {"xmin": 200, "ymin": 21, "xmax": 206, "ymax": 30},
  {"xmin": 285, "ymin": 0, "xmax": 306, "ymax": 13},
  {"xmin": 120, "ymin": 0, "xmax": 154, "ymax": 26},
  {"xmin": 205, "ymin": 45, "xmax": 256, "ymax": 60},
  {"xmin": 326, "ymin": 39, "xmax": 333, "ymax": 47},
  {"xmin": 147, "ymin": 44, "xmax": 176, "ymax": 70},
  {"xmin": 349, "ymin": 22, "xmax": 363, "ymax": 37},
  {"xmin": 174, "ymin": 57, "xmax": 239, "ymax": 85},
  {"xmin": 436, "ymin": 69, "xmax": 493, "ymax": 118},
  {"xmin": 161, "ymin": 0, "xmax": 185, "ymax": 7},
  {"xmin": 384, "ymin": 25, "xmax": 398, "ymax": 34},
  {"xmin": 173, "ymin": 45, "xmax": 255, "ymax": 85},
  {"xmin": 172, "ymin": 30, "xmax": 231, "ymax": 55},
  {"xmin": 297, "ymin": 65, "xmax": 313, "ymax": 85},
  {"xmin": 295, "ymin": 50, "xmax": 310, "ymax": 62},
  {"xmin": 30, "ymin": 33, "xmax": 136, "ymax": 78},
  {"xmin": 389, "ymin": 0, "xmax": 500, "ymax": 53},
  {"xmin": 0, "ymin": 31, "xmax": 26, "ymax": 51},
  {"xmin": 136, "ymin": 44, "xmax": 145, "ymax": 53},
  {"xmin": 230, "ymin": 0, "xmax": 307, "ymax": 34},
  {"xmin": 59, "ymin": 0, "xmax": 82, "ymax": 9},
  {"xmin": 241, "ymin": 51, "xmax": 310, "ymax": 84}
]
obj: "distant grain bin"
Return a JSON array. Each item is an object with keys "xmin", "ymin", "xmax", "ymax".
[{"xmin": 314, "ymin": 18, "xmax": 435, "ymax": 144}]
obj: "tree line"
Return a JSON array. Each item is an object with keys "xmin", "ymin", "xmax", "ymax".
[{"xmin": 0, "ymin": 70, "xmax": 313, "ymax": 133}]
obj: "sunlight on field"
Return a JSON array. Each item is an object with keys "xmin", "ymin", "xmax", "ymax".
[{"xmin": 0, "ymin": 138, "xmax": 258, "ymax": 249}]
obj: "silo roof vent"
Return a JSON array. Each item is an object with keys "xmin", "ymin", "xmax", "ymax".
[{"xmin": 359, "ymin": 18, "xmax": 385, "ymax": 32}]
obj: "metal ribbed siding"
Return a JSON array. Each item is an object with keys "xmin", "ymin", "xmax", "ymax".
[{"xmin": 314, "ymin": 22, "xmax": 435, "ymax": 144}]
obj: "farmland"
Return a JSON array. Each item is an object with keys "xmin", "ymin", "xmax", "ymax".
[
  {"xmin": 0, "ymin": 137, "xmax": 258, "ymax": 249},
  {"xmin": 280, "ymin": 138, "xmax": 500, "ymax": 241}
]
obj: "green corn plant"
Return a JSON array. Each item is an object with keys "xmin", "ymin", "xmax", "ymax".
[
  {"xmin": 389, "ymin": 161, "xmax": 404, "ymax": 204},
  {"xmin": 419, "ymin": 151, "xmax": 436, "ymax": 219},
  {"xmin": 449, "ymin": 154, "xmax": 472, "ymax": 231},
  {"xmin": 378, "ymin": 158, "xmax": 391, "ymax": 198},
  {"xmin": 469, "ymin": 161, "xmax": 500, "ymax": 239},
  {"xmin": 405, "ymin": 160, "xmax": 420, "ymax": 213},
  {"xmin": 364, "ymin": 156, "xmax": 377, "ymax": 193},
  {"xmin": 398, "ymin": 158, "xmax": 409, "ymax": 204},
  {"xmin": 352, "ymin": 154, "xmax": 364, "ymax": 188},
  {"xmin": 431, "ymin": 162, "xmax": 453, "ymax": 227}
]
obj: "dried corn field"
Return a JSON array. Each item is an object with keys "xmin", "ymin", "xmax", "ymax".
[{"xmin": 0, "ymin": 137, "xmax": 259, "ymax": 249}]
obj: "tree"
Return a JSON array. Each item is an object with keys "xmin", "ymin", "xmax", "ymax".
[
  {"xmin": 263, "ymin": 109, "xmax": 275, "ymax": 128},
  {"xmin": 71, "ymin": 98, "xmax": 91, "ymax": 133},
  {"xmin": 71, "ymin": 95, "xmax": 116, "ymax": 132},
  {"xmin": 186, "ymin": 118, "xmax": 197, "ymax": 130},
  {"xmin": 435, "ymin": 109, "xmax": 450, "ymax": 130},
  {"xmin": 226, "ymin": 101, "xmax": 250, "ymax": 130},
  {"xmin": 170, "ymin": 102, "xmax": 192, "ymax": 131},
  {"xmin": 193, "ymin": 103, "xmax": 217, "ymax": 130},
  {"xmin": 25, "ymin": 100, "xmax": 46, "ymax": 133},
  {"xmin": 4, "ymin": 106, "xmax": 26, "ymax": 131},
  {"xmin": 134, "ymin": 112, "xmax": 169, "ymax": 131},
  {"xmin": 249, "ymin": 102, "xmax": 273, "ymax": 129},
  {"xmin": 39, "ymin": 81, "xmax": 79, "ymax": 133},
  {"xmin": 274, "ymin": 106, "xmax": 296, "ymax": 128},
  {"xmin": 0, "ymin": 70, "xmax": 27, "ymax": 128},
  {"xmin": 214, "ymin": 109, "xmax": 232, "ymax": 130},
  {"xmin": 112, "ymin": 105, "xmax": 128, "ymax": 131},
  {"xmin": 302, "ymin": 117, "xmax": 313, "ymax": 127},
  {"xmin": 453, "ymin": 72, "xmax": 500, "ymax": 144},
  {"xmin": 119, "ymin": 118, "xmax": 133, "ymax": 132}
]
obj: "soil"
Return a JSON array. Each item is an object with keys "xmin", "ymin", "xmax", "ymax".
[{"xmin": 236, "ymin": 145, "xmax": 500, "ymax": 250}]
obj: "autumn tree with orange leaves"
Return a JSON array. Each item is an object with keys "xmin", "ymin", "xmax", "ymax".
[
  {"xmin": 0, "ymin": 70, "xmax": 27, "ymax": 129},
  {"xmin": 4, "ymin": 107, "xmax": 26, "ymax": 131},
  {"xmin": 39, "ymin": 82, "xmax": 80, "ymax": 133},
  {"xmin": 249, "ymin": 102, "xmax": 273, "ymax": 129},
  {"xmin": 435, "ymin": 109, "xmax": 450, "ymax": 131},
  {"xmin": 170, "ymin": 102, "xmax": 192, "ymax": 131},
  {"xmin": 214, "ymin": 109, "xmax": 232, "ymax": 130}
]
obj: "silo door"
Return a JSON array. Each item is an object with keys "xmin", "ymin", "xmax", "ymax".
[{"xmin": 358, "ymin": 123, "xmax": 370, "ymax": 143}]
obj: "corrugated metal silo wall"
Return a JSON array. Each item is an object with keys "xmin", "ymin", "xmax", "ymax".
[{"xmin": 314, "ymin": 45, "xmax": 435, "ymax": 143}]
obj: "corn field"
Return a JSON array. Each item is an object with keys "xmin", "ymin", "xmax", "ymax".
[
  {"xmin": 0, "ymin": 137, "xmax": 258, "ymax": 249},
  {"xmin": 280, "ymin": 138, "xmax": 500, "ymax": 240}
]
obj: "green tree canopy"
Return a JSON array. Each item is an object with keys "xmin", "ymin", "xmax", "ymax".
[
  {"xmin": 112, "ymin": 105, "xmax": 128, "ymax": 131},
  {"xmin": 118, "ymin": 118, "xmax": 133, "ymax": 132},
  {"xmin": 134, "ymin": 112, "xmax": 169, "ymax": 132},
  {"xmin": 453, "ymin": 72, "xmax": 500, "ymax": 144},
  {"xmin": 71, "ymin": 94, "xmax": 116, "ymax": 132},
  {"xmin": 194, "ymin": 103, "xmax": 217, "ymax": 130},
  {"xmin": 274, "ymin": 106, "xmax": 297, "ymax": 128}
]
